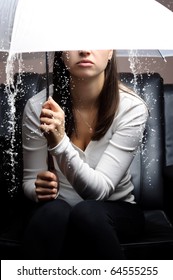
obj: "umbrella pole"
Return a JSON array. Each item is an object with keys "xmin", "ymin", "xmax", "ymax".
[
  {"xmin": 45, "ymin": 51, "xmax": 49, "ymax": 100},
  {"xmin": 45, "ymin": 51, "xmax": 54, "ymax": 171}
]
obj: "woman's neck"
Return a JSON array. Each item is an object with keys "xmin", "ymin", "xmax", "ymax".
[{"xmin": 70, "ymin": 73, "xmax": 104, "ymax": 109}]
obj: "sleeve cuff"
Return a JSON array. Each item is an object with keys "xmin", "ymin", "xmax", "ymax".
[{"xmin": 48, "ymin": 134, "xmax": 69, "ymax": 155}]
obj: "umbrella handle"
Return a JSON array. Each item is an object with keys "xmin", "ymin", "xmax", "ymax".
[{"xmin": 47, "ymin": 151, "xmax": 54, "ymax": 171}]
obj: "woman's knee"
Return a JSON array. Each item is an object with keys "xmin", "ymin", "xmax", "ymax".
[
  {"xmin": 40, "ymin": 199, "xmax": 71, "ymax": 220},
  {"xmin": 69, "ymin": 200, "xmax": 106, "ymax": 229},
  {"xmin": 26, "ymin": 199, "xmax": 71, "ymax": 231}
]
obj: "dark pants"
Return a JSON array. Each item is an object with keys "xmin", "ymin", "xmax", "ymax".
[{"xmin": 22, "ymin": 199, "xmax": 145, "ymax": 260}]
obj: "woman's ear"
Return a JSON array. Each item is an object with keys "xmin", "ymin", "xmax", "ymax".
[{"xmin": 108, "ymin": 50, "xmax": 113, "ymax": 60}]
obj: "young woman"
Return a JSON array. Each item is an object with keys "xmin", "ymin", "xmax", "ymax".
[{"xmin": 22, "ymin": 50, "xmax": 148, "ymax": 259}]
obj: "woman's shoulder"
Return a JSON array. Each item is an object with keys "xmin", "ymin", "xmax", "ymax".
[
  {"xmin": 113, "ymin": 84, "xmax": 149, "ymax": 127},
  {"xmin": 24, "ymin": 85, "xmax": 53, "ymax": 116},
  {"xmin": 27, "ymin": 85, "xmax": 53, "ymax": 105},
  {"xmin": 119, "ymin": 83, "xmax": 148, "ymax": 113}
]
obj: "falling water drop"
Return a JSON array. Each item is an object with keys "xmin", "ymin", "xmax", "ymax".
[
  {"xmin": 128, "ymin": 50, "xmax": 141, "ymax": 94},
  {"xmin": 3, "ymin": 53, "xmax": 24, "ymax": 197},
  {"xmin": 127, "ymin": 50, "xmax": 160, "ymax": 190}
]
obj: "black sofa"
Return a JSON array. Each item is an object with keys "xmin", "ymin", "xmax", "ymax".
[{"xmin": 0, "ymin": 72, "xmax": 173, "ymax": 259}]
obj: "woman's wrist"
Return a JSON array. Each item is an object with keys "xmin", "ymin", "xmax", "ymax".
[{"xmin": 48, "ymin": 134, "xmax": 69, "ymax": 155}]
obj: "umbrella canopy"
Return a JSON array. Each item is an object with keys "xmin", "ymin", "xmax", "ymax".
[
  {"xmin": 117, "ymin": 49, "xmax": 173, "ymax": 58},
  {"xmin": 116, "ymin": 49, "xmax": 173, "ymax": 63},
  {"xmin": 0, "ymin": 0, "xmax": 173, "ymax": 55}
]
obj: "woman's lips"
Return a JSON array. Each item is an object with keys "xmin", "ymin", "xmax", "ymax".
[{"xmin": 77, "ymin": 59, "xmax": 94, "ymax": 66}]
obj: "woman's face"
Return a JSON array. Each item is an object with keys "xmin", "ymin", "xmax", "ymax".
[{"xmin": 62, "ymin": 50, "xmax": 113, "ymax": 79}]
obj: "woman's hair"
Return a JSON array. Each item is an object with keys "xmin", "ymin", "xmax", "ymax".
[{"xmin": 53, "ymin": 50, "xmax": 120, "ymax": 141}]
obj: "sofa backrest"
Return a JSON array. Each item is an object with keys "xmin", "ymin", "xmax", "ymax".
[
  {"xmin": 120, "ymin": 73, "xmax": 165, "ymax": 210},
  {"xmin": 164, "ymin": 84, "xmax": 173, "ymax": 167}
]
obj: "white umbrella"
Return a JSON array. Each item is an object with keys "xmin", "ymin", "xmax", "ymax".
[
  {"xmin": 1, "ymin": 0, "xmax": 173, "ymax": 86},
  {"xmin": 1, "ymin": 0, "xmax": 173, "ymax": 55},
  {"xmin": 0, "ymin": 0, "xmax": 173, "ymax": 85}
]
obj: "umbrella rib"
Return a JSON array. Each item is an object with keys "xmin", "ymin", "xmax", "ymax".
[{"xmin": 158, "ymin": 50, "xmax": 167, "ymax": 62}]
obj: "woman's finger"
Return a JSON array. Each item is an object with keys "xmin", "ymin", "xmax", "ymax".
[
  {"xmin": 42, "ymin": 96, "xmax": 63, "ymax": 112},
  {"xmin": 37, "ymin": 171, "xmax": 58, "ymax": 182},
  {"xmin": 35, "ymin": 186, "xmax": 58, "ymax": 195},
  {"xmin": 37, "ymin": 193, "xmax": 58, "ymax": 201}
]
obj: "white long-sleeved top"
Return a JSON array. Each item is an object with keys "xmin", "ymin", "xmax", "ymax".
[{"xmin": 22, "ymin": 85, "xmax": 148, "ymax": 206}]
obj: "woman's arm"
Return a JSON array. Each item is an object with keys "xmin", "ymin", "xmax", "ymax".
[
  {"xmin": 48, "ymin": 97, "xmax": 148, "ymax": 200},
  {"xmin": 22, "ymin": 95, "xmax": 50, "ymax": 201}
]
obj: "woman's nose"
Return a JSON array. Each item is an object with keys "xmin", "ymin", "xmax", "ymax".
[{"xmin": 78, "ymin": 50, "xmax": 91, "ymax": 56}]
